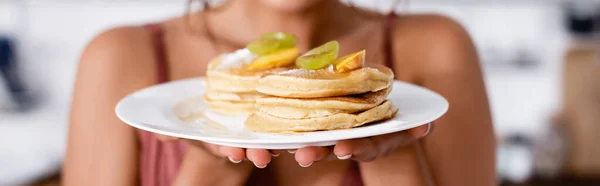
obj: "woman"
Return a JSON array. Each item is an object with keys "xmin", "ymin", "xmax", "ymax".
[{"xmin": 63, "ymin": 0, "xmax": 495, "ymax": 185}]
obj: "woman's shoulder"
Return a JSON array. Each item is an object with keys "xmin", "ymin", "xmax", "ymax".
[
  {"xmin": 392, "ymin": 14, "xmax": 473, "ymax": 54},
  {"xmin": 395, "ymin": 14, "xmax": 466, "ymax": 32},
  {"xmin": 78, "ymin": 24, "xmax": 161, "ymax": 82},
  {"xmin": 82, "ymin": 25, "xmax": 156, "ymax": 65},
  {"xmin": 391, "ymin": 14, "xmax": 478, "ymax": 76}
]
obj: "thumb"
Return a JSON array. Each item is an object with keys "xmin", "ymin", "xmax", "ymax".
[{"xmin": 408, "ymin": 122, "xmax": 433, "ymax": 139}]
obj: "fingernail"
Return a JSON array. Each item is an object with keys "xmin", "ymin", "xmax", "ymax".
[
  {"xmin": 254, "ymin": 162, "xmax": 267, "ymax": 169},
  {"xmin": 228, "ymin": 156, "xmax": 242, "ymax": 164},
  {"xmin": 288, "ymin": 150, "xmax": 296, "ymax": 154},
  {"xmin": 270, "ymin": 152, "xmax": 280, "ymax": 157},
  {"xmin": 299, "ymin": 162, "xmax": 313, "ymax": 168},
  {"xmin": 337, "ymin": 154, "xmax": 352, "ymax": 160},
  {"xmin": 422, "ymin": 123, "xmax": 433, "ymax": 138}
]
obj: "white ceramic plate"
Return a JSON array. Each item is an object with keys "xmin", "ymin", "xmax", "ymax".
[{"xmin": 115, "ymin": 77, "xmax": 448, "ymax": 149}]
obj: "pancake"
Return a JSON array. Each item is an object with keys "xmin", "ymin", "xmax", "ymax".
[
  {"xmin": 256, "ymin": 87, "xmax": 391, "ymax": 119},
  {"xmin": 203, "ymin": 96, "xmax": 255, "ymax": 116},
  {"xmin": 205, "ymin": 86, "xmax": 263, "ymax": 102},
  {"xmin": 257, "ymin": 86, "xmax": 391, "ymax": 110},
  {"xmin": 245, "ymin": 100, "xmax": 398, "ymax": 132},
  {"xmin": 207, "ymin": 53, "xmax": 291, "ymax": 93},
  {"xmin": 258, "ymin": 106, "xmax": 350, "ymax": 119},
  {"xmin": 256, "ymin": 64, "xmax": 394, "ymax": 98},
  {"xmin": 203, "ymin": 49, "xmax": 287, "ymax": 115}
]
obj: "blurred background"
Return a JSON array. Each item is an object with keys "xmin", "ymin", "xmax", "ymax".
[{"xmin": 0, "ymin": 0, "xmax": 599, "ymax": 185}]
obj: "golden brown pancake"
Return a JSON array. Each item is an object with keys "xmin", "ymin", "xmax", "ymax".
[
  {"xmin": 257, "ymin": 106, "xmax": 349, "ymax": 119},
  {"xmin": 203, "ymin": 96, "xmax": 255, "ymax": 116},
  {"xmin": 256, "ymin": 87, "xmax": 391, "ymax": 118},
  {"xmin": 206, "ymin": 55, "xmax": 291, "ymax": 93},
  {"xmin": 205, "ymin": 85, "xmax": 263, "ymax": 102},
  {"xmin": 203, "ymin": 52, "xmax": 289, "ymax": 115},
  {"xmin": 257, "ymin": 86, "xmax": 391, "ymax": 110},
  {"xmin": 245, "ymin": 100, "xmax": 398, "ymax": 132},
  {"xmin": 256, "ymin": 64, "xmax": 394, "ymax": 98}
]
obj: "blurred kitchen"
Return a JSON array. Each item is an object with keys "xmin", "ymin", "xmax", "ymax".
[{"xmin": 0, "ymin": 0, "xmax": 599, "ymax": 185}]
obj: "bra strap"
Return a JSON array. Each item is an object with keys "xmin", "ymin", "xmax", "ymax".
[
  {"xmin": 145, "ymin": 23, "xmax": 169, "ymax": 83},
  {"xmin": 383, "ymin": 13, "xmax": 397, "ymax": 69}
]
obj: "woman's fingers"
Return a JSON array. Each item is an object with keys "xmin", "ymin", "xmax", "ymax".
[
  {"xmin": 246, "ymin": 149, "xmax": 272, "ymax": 168},
  {"xmin": 199, "ymin": 143, "xmax": 224, "ymax": 156},
  {"xmin": 333, "ymin": 129, "xmax": 420, "ymax": 162},
  {"xmin": 294, "ymin": 146, "xmax": 330, "ymax": 167},
  {"xmin": 269, "ymin": 150, "xmax": 284, "ymax": 157},
  {"xmin": 162, "ymin": 126, "xmax": 428, "ymax": 167},
  {"xmin": 368, "ymin": 131, "xmax": 414, "ymax": 156},
  {"xmin": 158, "ymin": 121, "xmax": 433, "ymax": 167},
  {"xmin": 183, "ymin": 139, "xmax": 247, "ymax": 163},
  {"xmin": 219, "ymin": 146, "xmax": 246, "ymax": 163},
  {"xmin": 201, "ymin": 144, "xmax": 274, "ymax": 168},
  {"xmin": 178, "ymin": 137, "xmax": 277, "ymax": 168},
  {"xmin": 408, "ymin": 123, "xmax": 433, "ymax": 139},
  {"xmin": 291, "ymin": 123, "xmax": 433, "ymax": 165},
  {"xmin": 334, "ymin": 137, "xmax": 378, "ymax": 162}
]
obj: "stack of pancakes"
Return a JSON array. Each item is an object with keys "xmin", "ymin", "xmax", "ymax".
[
  {"xmin": 245, "ymin": 64, "xmax": 398, "ymax": 132},
  {"xmin": 204, "ymin": 50, "xmax": 288, "ymax": 115}
]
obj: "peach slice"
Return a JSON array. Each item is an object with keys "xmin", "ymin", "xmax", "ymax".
[
  {"xmin": 334, "ymin": 50, "xmax": 365, "ymax": 73},
  {"xmin": 247, "ymin": 47, "xmax": 300, "ymax": 70}
]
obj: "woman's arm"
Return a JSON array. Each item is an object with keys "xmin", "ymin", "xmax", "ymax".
[
  {"xmin": 63, "ymin": 26, "xmax": 255, "ymax": 186},
  {"xmin": 360, "ymin": 15, "xmax": 496, "ymax": 186},
  {"xmin": 63, "ymin": 27, "xmax": 160, "ymax": 186},
  {"xmin": 418, "ymin": 16, "xmax": 495, "ymax": 186}
]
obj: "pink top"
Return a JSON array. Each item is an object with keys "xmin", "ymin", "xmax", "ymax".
[{"xmin": 138, "ymin": 14, "xmax": 397, "ymax": 186}]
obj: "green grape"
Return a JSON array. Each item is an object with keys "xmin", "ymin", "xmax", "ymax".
[
  {"xmin": 262, "ymin": 32, "xmax": 296, "ymax": 49},
  {"xmin": 246, "ymin": 38, "xmax": 281, "ymax": 55},
  {"xmin": 296, "ymin": 41, "xmax": 339, "ymax": 70}
]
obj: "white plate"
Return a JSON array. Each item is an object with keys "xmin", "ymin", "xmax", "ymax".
[{"xmin": 115, "ymin": 77, "xmax": 448, "ymax": 149}]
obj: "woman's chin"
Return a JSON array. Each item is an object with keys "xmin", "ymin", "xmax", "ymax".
[{"xmin": 260, "ymin": 0, "xmax": 324, "ymax": 13}]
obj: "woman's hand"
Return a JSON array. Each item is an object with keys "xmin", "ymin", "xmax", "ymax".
[
  {"xmin": 157, "ymin": 122, "xmax": 431, "ymax": 168},
  {"xmin": 293, "ymin": 123, "xmax": 432, "ymax": 167},
  {"xmin": 157, "ymin": 135, "xmax": 282, "ymax": 169},
  {"xmin": 159, "ymin": 136, "xmax": 281, "ymax": 186}
]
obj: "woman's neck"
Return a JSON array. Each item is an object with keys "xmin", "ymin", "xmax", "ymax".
[{"xmin": 202, "ymin": 0, "xmax": 365, "ymax": 51}]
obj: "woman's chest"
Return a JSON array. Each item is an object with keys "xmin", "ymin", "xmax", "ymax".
[{"xmin": 163, "ymin": 28, "xmax": 418, "ymax": 84}]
